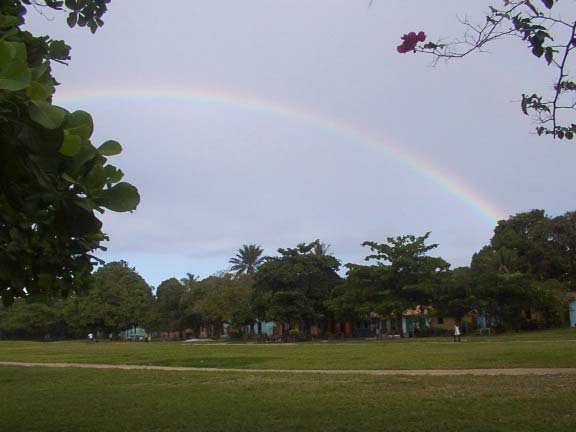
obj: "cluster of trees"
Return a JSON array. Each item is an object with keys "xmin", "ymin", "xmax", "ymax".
[
  {"xmin": 0, "ymin": 260, "xmax": 153, "ymax": 339},
  {"xmin": 331, "ymin": 210, "xmax": 575, "ymax": 330},
  {"xmin": 1, "ymin": 210, "xmax": 574, "ymax": 339}
]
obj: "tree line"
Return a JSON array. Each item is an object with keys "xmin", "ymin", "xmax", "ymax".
[{"xmin": 1, "ymin": 209, "xmax": 574, "ymax": 340}]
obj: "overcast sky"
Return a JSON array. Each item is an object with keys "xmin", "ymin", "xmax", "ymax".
[{"xmin": 25, "ymin": 1, "xmax": 576, "ymax": 287}]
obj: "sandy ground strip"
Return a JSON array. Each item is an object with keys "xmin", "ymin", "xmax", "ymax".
[{"xmin": 2, "ymin": 361, "xmax": 576, "ymax": 376}]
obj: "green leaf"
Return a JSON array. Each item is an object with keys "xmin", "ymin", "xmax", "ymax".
[
  {"xmin": 63, "ymin": 145, "xmax": 97, "ymax": 176},
  {"xmin": 36, "ymin": 72, "xmax": 55, "ymax": 97},
  {"xmin": 29, "ymin": 100, "xmax": 67, "ymax": 129},
  {"xmin": 98, "ymin": 140, "xmax": 122, "ymax": 156},
  {"xmin": 534, "ymin": 31, "xmax": 549, "ymax": 43},
  {"xmin": 26, "ymin": 81, "xmax": 50, "ymax": 100},
  {"xmin": 521, "ymin": 95, "xmax": 529, "ymax": 115},
  {"xmin": 104, "ymin": 166, "xmax": 124, "ymax": 183},
  {"xmin": 0, "ymin": 42, "xmax": 31, "ymax": 90},
  {"xmin": 85, "ymin": 164, "xmax": 108, "ymax": 189},
  {"xmin": 67, "ymin": 12, "xmax": 77, "ymax": 28},
  {"xmin": 30, "ymin": 62, "xmax": 50, "ymax": 80},
  {"xmin": 54, "ymin": 202, "xmax": 103, "ymax": 236},
  {"xmin": 17, "ymin": 124, "xmax": 63, "ymax": 156},
  {"xmin": 95, "ymin": 182, "xmax": 140, "ymax": 212},
  {"xmin": 65, "ymin": 110, "xmax": 94, "ymax": 139},
  {"xmin": 62, "ymin": 173, "xmax": 78, "ymax": 184},
  {"xmin": 60, "ymin": 134, "xmax": 82, "ymax": 156},
  {"xmin": 0, "ymin": 41, "xmax": 27, "ymax": 65},
  {"xmin": 0, "ymin": 14, "xmax": 19, "ymax": 29},
  {"xmin": 48, "ymin": 40, "xmax": 71, "ymax": 61},
  {"xmin": 545, "ymin": 47, "xmax": 554, "ymax": 65},
  {"xmin": 74, "ymin": 199, "xmax": 97, "ymax": 211},
  {"xmin": 0, "ymin": 60, "xmax": 30, "ymax": 90},
  {"xmin": 532, "ymin": 45, "xmax": 544, "ymax": 58}
]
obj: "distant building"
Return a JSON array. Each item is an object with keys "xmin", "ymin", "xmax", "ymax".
[{"xmin": 120, "ymin": 326, "xmax": 147, "ymax": 340}]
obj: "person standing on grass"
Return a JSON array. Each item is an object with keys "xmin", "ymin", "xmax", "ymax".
[
  {"xmin": 453, "ymin": 324, "xmax": 461, "ymax": 342},
  {"xmin": 88, "ymin": 333, "xmax": 94, "ymax": 344}
]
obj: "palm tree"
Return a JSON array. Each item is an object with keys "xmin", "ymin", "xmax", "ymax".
[
  {"xmin": 229, "ymin": 244, "xmax": 265, "ymax": 275},
  {"xmin": 312, "ymin": 240, "xmax": 332, "ymax": 256},
  {"xmin": 180, "ymin": 273, "xmax": 199, "ymax": 289}
]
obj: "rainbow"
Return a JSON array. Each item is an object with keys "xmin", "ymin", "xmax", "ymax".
[{"xmin": 54, "ymin": 85, "xmax": 507, "ymax": 224}]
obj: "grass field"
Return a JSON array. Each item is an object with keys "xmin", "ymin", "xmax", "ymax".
[
  {"xmin": 1, "ymin": 367, "xmax": 576, "ymax": 432},
  {"xmin": 2, "ymin": 329, "xmax": 576, "ymax": 431},
  {"xmin": 1, "ymin": 329, "xmax": 575, "ymax": 370}
]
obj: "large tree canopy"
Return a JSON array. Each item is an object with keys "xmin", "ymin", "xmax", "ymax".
[
  {"xmin": 155, "ymin": 278, "xmax": 188, "ymax": 333},
  {"xmin": 64, "ymin": 261, "xmax": 153, "ymax": 335},
  {"xmin": 472, "ymin": 210, "xmax": 576, "ymax": 289},
  {"xmin": 330, "ymin": 233, "xmax": 450, "ymax": 319},
  {"xmin": 0, "ymin": 1, "xmax": 139, "ymax": 305},
  {"xmin": 0, "ymin": 297, "xmax": 65, "ymax": 339},
  {"xmin": 254, "ymin": 241, "xmax": 342, "ymax": 325},
  {"xmin": 192, "ymin": 274, "xmax": 255, "ymax": 334},
  {"xmin": 462, "ymin": 209, "xmax": 574, "ymax": 329}
]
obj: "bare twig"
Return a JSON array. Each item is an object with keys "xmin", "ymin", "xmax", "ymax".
[
  {"xmin": 551, "ymin": 21, "xmax": 576, "ymax": 135},
  {"xmin": 412, "ymin": 0, "xmax": 575, "ymax": 138}
]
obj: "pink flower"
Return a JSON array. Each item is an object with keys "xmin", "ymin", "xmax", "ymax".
[{"xmin": 397, "ymin": 31, "xmax": 426, "ymax": 54}]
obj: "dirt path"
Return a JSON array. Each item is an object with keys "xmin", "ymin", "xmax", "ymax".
[{"xmin": 1, "ymin": 361, "xmax": 576, "ymax": 376}]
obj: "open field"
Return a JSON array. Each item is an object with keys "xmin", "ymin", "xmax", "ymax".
[
  {"xmin": 1, "ymin": 366, "xmax": 576, "ymax": 432},
  {"xmin": 2, "ymin": 329, "xmax": 576, "ymax": 431},
  {"xmin": 1, "ymin": 329, "xmax": 575, "ymax": 370}
]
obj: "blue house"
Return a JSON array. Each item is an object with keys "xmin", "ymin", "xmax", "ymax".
[
  {"xmin": 570, "ymin": 299, "xmax": 576, "ymax": 328},
  {"xmin": 120, "ymin": 326, "xmax": 147, "ymax": 340},
  {"xmin": 255, "ymin": 321, "xmax": 275, "ymax": 336}
]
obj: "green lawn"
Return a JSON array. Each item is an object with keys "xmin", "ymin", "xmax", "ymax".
[
  {"xmin": 2, "ymin": 330, "xmax": 576, "ymax": 431},
  {"xmin": 1, "ymin": 366, "xmax": 575, "ymax": 432},
  {"xmin": 0, "ymin": 328, "xmax": 575, "ymax": 370}
]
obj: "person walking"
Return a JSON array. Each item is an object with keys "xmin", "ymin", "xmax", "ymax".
[{"xmin": 453, "ymin": 324, "xmax": 461, "ymax": 342}]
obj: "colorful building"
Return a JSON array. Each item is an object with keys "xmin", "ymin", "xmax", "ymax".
[
  {"xmin": 120, "ymin": 326, "xmax": 147, "ymax": 340},
  {"xmin": 570, "ymin": 299, "xmax": 576, "ymax": 328}
]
